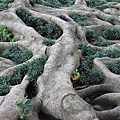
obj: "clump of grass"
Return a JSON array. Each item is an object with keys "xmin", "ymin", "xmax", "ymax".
[
  {"xmin": 0, "ymin": 78, "xmax": 9, "ymax": 96},
  {"xmin": 36, "ymin": 0, "xmax": 75, "ymax": 8},
  {"xmin": 0, "ymin": 25, "xmax": 16, "ymax": 42},
  {"xmin": 42, "ymin": 38, "xmax": 55, "ymax": 46},
  {"xmin": 86, "ymin": 30, "xmax": 113, "ymax": 47},
  {"xmin": 0, "ymin": 45, "xmax": 33, "ymax": 64},
  {"xmin": 106, "ymin": 60, "xmax": 120, "ymax": 74},
  {"xmin": 101, "ymin": 28, "xmax": 120, "ymax": 40},
  {"xmin": 0, "ymin": 55, "xmax": 47, "ymax": 95},
  {"xmin": 16, "ymin": 7, "xmax": 62, "ymax": 39},
  {"xmin": 27, "ymin": 55, "xmax": 47, "ymax": 81},
  {"xmin": 85, "ymin": 0, "xmax": 107, "ymax": 8},
  {"xmin": 76, "ymin": 45, "xmax": 120, "ymax": 85},
  {"xmin": 0, "ymin": 0, "xmax": 14, "ymax": 9},
  {"xmin": 70, "ymin": 14, "xmax": 89, "ymax": 26}
]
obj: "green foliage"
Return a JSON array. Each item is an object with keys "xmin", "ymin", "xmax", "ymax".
[
  {"xmin": 0, "ymin": 78, "xmax": 9, "ymax": 96},
  {"xmin": 0, "ymin": 55, "xmax": 46, "ymax": 96},
  {"xmin": 0, "ymin": 0, "xmax": 14, "ymax": 9},
  {"xmin": 86, "ymin": 30, "xmax": 114, "ymax": 47},
  {"xmin": 106, "ymin": 60, "xmax": 120, "ymax": 74},
  {"xmin": 73, "ymin": 69, "xmax": 80, "ymax": 77},
  {"xmin": 36, "ymin": 0, "xmax": 75, "ymax": 8},
  {"xmin": 96, "ymin": 4, "xmax": 119, "ymax": 11},
  {"xmin": 101, "ymin": 28, "xmax": 120, "ymax": 40},
  {"xmin": 0, "ymin": 25, "xmax": 16, "ymax": 42},
  {"xmin": 16, "ymin": 7, "xmax": 62, "ymax": 39},
  {"xmin": 78, "ymin": 45, "xmax": 120, "ymax": 85},
  {"xmin": 93, "ymin": 39, "xmax": 113, "ymax": 47},
  {"xmin": 43, "ymin": 38, "xmax": 55, "ymax": 46},
  {"xmin": 85, "ymin": 0, "xmax": 106, "ymax": 8},
  {"xmin": 70, "ymin": 14, "xmax": 89, "ymax": 26},
  {"xmin": 78, "ymin": 68, "xmax": 105, "ymax": 85},
  {"xmin": 0, "ymin": 45, "xmax": 33, "ymax": 64},
  {"xmin": 16, "ymin": 97, "xmax": 32, "ymax": 120},
  {"xmin": 27, "ymin": 55, "xmax": 47, "ymax": 81},
  {"xmin": 0, "ymin": 0, "xmax": 3, "ymax": 3},
  {"xmin": 106, "ymin": 0, "xmax": 120, "ymax": 2}
]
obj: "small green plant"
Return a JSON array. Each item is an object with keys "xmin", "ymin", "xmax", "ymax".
[
  {"xmin": 101, "ymin": 28, "xmax": 120, "ymax": 40},
  {"xmin": 73, "ymin": 69, "xmax": 80, "ymax": 77},
  {"xmin": 0, "ymin": 25, "xmax": 16, "ymax": 42},
  {"xmin": 16, "ymin": 7, "xmax": 63, "ymax": 39},
  {"xmin": 0, "ymin": 45, "xmax": 33, "ymax": 64},
  {"xmin": 70, "ymin": 14, "xmax": 89, "ymax": 26},
  {"xmin": 0, "ymin": 0, "xmax": 3, "ymax": 3},
  {"xmin": 0, "ymin": 78, "xmax": 9, "ymax": 96},
  {"xmin": 86, "ymin": 30, "xmax": 114, "ymax": 47},
  {"xmin": 78, "ymin": 45, "xmax": 120, "ymax": 85},
  {"xmin": 0, "ymin": 0, "xmax": 14, "ymax": 10},
  {"xmin": 16, "ymin": 97, "xmax": 32, "ymax": 120},
  {"xmin": 85, "ymin": 0, "xmax": 107, "ymax": 8},
  {"xmin": 43, "ymin": 38, "xmax": 55, "ymax": 46},
  {"xmin": 106, "ymin": 60, "xmax": 120, "ymax": 74},
  {"xmin": 27, "ymin": 55, "xmax": 47, "ymax": 81}
]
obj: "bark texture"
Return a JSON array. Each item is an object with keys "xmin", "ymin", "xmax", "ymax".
[{"xmin": 0, "ymin": 0, "xmax": 120, "ymax": 120}]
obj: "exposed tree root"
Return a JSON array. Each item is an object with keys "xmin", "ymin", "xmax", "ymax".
[{"xmin": 0, "ymin": 0, "xmax": 120, "ymax": 120}]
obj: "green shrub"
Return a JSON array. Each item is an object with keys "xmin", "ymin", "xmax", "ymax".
[
  {"xmin": 0, "ymin": 45, "xmax": 33, "ymax": 64},
  {"xmin": 16, "ymin": 97, "xmax": 32, "ymax": 120},
  {"xmin": 16, "ymin": 7, "xmax": 62, "ymax": 39},
  {"xmin": 100, "ymin": 28, "xmax": 120, "ymax": 40},
  {"xmin": 106, "ymin": 60, "xmax": 120, "ymax": 74},
  {"xmin": 70, "ymin": 14, "xmax": 89, "ymax": 26},
  {"xmin": 0, "ymin": 25, "xmax": 16, "ymax": 42}
]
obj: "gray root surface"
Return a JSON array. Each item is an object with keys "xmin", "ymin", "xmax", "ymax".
[{"xmin": 0, "ymin": 0, "xmax": 120, "ymax": 120}]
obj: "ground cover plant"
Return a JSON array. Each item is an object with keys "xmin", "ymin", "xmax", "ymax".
[
  {"xmin": 0, "ymin": 25, "xmax": 16, "ymax": 42},
  {"xmin": 16, "ymin": 7, "xmax": 62, "ymax": 39},
  {"xmin": 106, "ymin": 60, "xmax": 120, "ymax": 74},
  {"xmin": 72, "ymin": 45, "xmax": 120, "ymax": 87},
  {"xmin": 42, "ymin": 38, "xmax": 55, "ymax": 46},
  {"xmin": 0, "ymin": 55, "xmax": 47, "ymax": 96},
  {"xmin": 0, "ymin": 0, "xmax": 14, "ymax": 9},
  {"xmin": 70, "ymin": 14, "xmax": 89, "ymax": 26},
  {"xmin": 35, "ymin": 0, "xmax": 75, "ymax": 8},
  {"xmin": 0, "ymin": 45, "xmax": 33, "ymax": 64},
  {"xmin": 85, "ymin": 0, "xmax": 107, "ymax": 8},
  {"xmin": 86, "ymin": 28, "xmax": 120, "ymax": 46}
]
